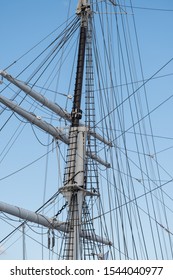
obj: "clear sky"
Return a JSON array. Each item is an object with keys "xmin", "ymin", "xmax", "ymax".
[{"xmin": 0, "ymin": 0, "xmax": 173, "ymax": 260}]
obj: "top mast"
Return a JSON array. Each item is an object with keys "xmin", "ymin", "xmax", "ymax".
[{"xmin": 71, "ymin": 0, "xmax": 91, "ymax": 126}]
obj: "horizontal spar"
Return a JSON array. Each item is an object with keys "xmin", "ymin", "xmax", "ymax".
[
  {"xmin": 0, "ymin": 94, "xmax": 69, "ymax": 143},
  {"xmin": 0, "ymin": 94, "xmax": 111, "ymax": 168},
  {"xmin": 0, "ymin": 201, "xmax": 65, "ymax": 231},
  {"xmin": 0, "ymin": 201, "xmax": 112, "ymax": 246},
  {"xmin": 0, "ymin": 70, "xmax": 112, "ymax": 147},
  {"xmin": 0, "ymin": 70, "xmax": 71, "ymax": 122}
]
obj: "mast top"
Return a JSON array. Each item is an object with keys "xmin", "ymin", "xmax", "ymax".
[{"xmin": 76, "ymin": 0, "xmax": 90, "ymax": 15}]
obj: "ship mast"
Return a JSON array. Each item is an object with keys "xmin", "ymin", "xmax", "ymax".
[{"xmin": 61, "ymin": 0, "xmax": 91, "ymax": 260}]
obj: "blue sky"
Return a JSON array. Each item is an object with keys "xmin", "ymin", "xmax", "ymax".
[
  {"xmin": 0, "ymin": 0, "xmax": 173, "ymax": 259},
  {"xmin": 0, "ymin": 1, "xmax": 70, "ymax": 67}
]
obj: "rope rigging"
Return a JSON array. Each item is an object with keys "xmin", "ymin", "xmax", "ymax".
[{"xmin": 0, "ymin": 0, "xmax": 173, "ymax": 260}]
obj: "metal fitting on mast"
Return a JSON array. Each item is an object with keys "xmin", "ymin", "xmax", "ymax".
[
  {"xmin": 76, "ymin": 0, "xmax": 90, "ymax": 15},
  {"xmin": 76, "ymin": 0, "xmax": 91, "ymax": 28}
]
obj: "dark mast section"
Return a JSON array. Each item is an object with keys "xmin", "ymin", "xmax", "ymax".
[{"xmin": 71, "ymin": 4, "xmax": 89, "ymax": 126}]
